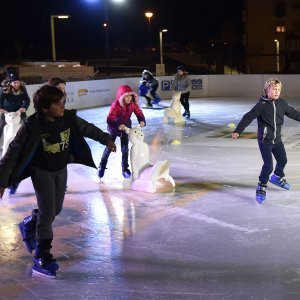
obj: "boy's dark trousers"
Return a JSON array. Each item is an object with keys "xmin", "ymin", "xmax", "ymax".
[
  {"xmin": 179, "ymin": 92, "xmax": 190, "ymax": 113},
  {"xmin": 30, "ymin": 166, "xmax": 67, "ymax": 243},
  {"xmin": 258, "ymin": 141, "xmax": 287, "ymax": 185},
  {"xmin": 99, "ymin": 133, "xmax": 129, "ymax": 170}
]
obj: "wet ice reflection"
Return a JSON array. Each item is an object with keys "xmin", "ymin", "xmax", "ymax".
[{"xmin": 2, "ymin": 98, "xmax": 300, "ymax": 299}]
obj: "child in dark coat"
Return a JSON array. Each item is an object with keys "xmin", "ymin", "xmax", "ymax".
[
  {"xmin": 232, "ymin": 77, "xmax": 300, "ymax": 204},
  {"xmin": 139, "ymin": 70, "xmax": 160, "ymax": 107},
  {"xmin": 0, "ymin": 84, "xmax": 116, "ymax": 278}
]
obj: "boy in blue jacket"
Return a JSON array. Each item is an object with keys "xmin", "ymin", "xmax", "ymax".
[{"xmin": 232, "ymin": 78, "xmax": 300, "ymax": 204}]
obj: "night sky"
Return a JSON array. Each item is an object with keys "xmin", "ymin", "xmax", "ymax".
[{"xmin": 2, "ymin": 0, "xmax": 244, "ymax": 61}]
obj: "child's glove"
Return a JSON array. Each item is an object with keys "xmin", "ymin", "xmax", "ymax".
[{"xmin": 118, "ymin": 124, "xmax": 126, "ymax": 131}]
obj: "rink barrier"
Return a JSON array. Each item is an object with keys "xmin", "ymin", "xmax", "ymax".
[{"xmin": 25, "ymin": 74, "xmax": 300, "ymax": 116}]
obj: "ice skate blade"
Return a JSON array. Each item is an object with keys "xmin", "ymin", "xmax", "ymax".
[
  {"xmin": 269, "ymin": 178, "xmax": 290, "ymax": 190},
  {"xmin": 256, "ymin": 196, "xmax": 265, "ymax": 204},
  {"xmin": 32, "ymin": 268, "xmax": 56, "ymax": 278},
  {"xmin": 255, "ymin": 192, "xmax": 266, "ymax": 204}
]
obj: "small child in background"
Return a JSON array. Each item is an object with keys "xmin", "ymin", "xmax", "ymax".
[
  {"xmin": 139, "ymin": 69, "xmax": 160, "ymax": 107},
  {"xmin": 98, "ymin": 84, "xmax": 146, "ymax": 179},
  {"xmin": 232, "ymin": 77, "xmax": 300, "ymax": 204},
  {"xmin": 48, "ymin": 77, "xmax": 66, "ymax": 93},
  {"xmin": 170, "ymin": 65, "xmax": 191, "ymax": 119}
]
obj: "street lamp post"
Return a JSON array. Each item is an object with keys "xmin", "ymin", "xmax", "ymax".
[
  {"xmin": 274, "ymin": 39, "xmax": 280, "ymax": 73},
  {"xmin": 50, "ymin": 15, "xmax": 70, "ymax": 62},
  {"xmin": 156, "ymin": 29, "xmax": 168, "ymax": 76},
  {"xmin": 145, "ymin": 12, "xmax": 153, "ymax": 50},
  {"xmin": 159, "ymin": 29, "xmax": 168, "ymax": 65}
]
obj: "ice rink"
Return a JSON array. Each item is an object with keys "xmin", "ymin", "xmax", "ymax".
[{"xmin": 1, "ymin": 97, "xmax": 300, "ymax": 299}]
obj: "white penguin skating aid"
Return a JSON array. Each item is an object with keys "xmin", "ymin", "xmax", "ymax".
[
  {"xmin": 163, "ymin": 92, "xmax": 185, "ymax": 124},
  {"xmin": 2, "ymin": 111, "xmax": 22, "ymax": 157},
  {"xmin": 123, "ymin": 125, "xmax": 175, "ymax": 193}
]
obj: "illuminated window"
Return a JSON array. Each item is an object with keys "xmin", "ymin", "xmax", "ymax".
[{"xmin": 276, "ymin": 25, "xmax": 286, "ymax": 32}]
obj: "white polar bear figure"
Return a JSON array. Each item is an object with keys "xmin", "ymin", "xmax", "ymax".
[
  {"xmin": 123, "ymin": 125, "xmax": 175, "ymax": 193},
  {"xmin": 163, "ymin": 92, "xmax": 185, "ymax": 124},
  {"xmin": 2, "ymin": 111, "xmax": 22, "ymax": 157}
]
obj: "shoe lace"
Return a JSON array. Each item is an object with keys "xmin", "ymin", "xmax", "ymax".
[
  {"xmin": 279, "ymin": 177, "xmax": 286, "ymax": 185},
  {"xmin": 257, "ymin": 185, "xmax": 266, "ymax": 195}
]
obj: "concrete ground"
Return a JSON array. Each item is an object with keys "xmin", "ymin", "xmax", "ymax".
[{"xmin": 1, "ymin": 97, "xmax": 300, "ymax": 300}]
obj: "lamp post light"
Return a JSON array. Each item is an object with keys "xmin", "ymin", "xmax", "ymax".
[
  {"xmin": 145, "ymin": 11, "xmax": 153, "ymax": 50},
  {"xmin": 103, "ymin": 18, "xmax": 110, "ymax": 76},
  {"xmin": 274, "ymin": 39, "xmax": 280, "ymax": 73},
  {"xmin": 50, "ymin": 15, "xmax": 70, "ymax": 62}
]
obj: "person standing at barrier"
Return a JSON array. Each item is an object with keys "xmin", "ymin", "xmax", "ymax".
[
  {"xmin": 170, "ymin": 65, "xmax": 191, "ymax": 119},
  {"xmin": 0, "ymin": 74, "xmax": 30, "ymax": 195},
  {"xmin": 48, "ymin": 77, "xmax": 66, "ymax": 94},
  {"xmin": 0, "ymin": 84, "xmax": 116, "ymax": 278},
  {"xmin": 232, "ymin": 77, "xmax": 300, "ymax": 204},
  {"xmin": 98, "ymin": 84, "xmax": 146, "ymax": 179},
  {"xmin": 0, "ymin": 74, "xmax": 30, "ymax": 141},
  {"xmin": 139, "ymin": 69, "xmax": 161, "ymax": 107}
]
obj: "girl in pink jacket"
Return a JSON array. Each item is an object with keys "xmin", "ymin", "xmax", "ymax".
[{"xmin": 98, "ymin": 85, "xmax": 146, "ymax": 178}]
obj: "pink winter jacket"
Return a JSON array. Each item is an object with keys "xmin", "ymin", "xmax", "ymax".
[{"xmin": 106, "ymin": 85, "xmax": 146, "ymax": 136}]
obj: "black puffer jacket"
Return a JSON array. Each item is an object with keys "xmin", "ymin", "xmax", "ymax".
[
  {"xmin": 139, "ymin": 70, "xmax": 158, "ymax": 88},
  {"xmin": 0, "ymin": 82, "xmax": 30, "ymax": 112},
  {"xmin": 234, "ymin": 96, "xmax": 300, "ymax": 144},
  {"xmin": 0, "ymin": 109, "xmax": 112, "ymax": 187}
]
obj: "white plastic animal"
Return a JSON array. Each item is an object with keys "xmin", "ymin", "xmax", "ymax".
[
  {"xmin": 163, "ymin": 92, "xmax": 185, "ymax": 124},
  {"xmin": 124, "ymin": 125, "xmax": 175, "ymax": 193},
  {"xmin": 2, "ymin": 111, "xmax": 22, "ymax": 157}
]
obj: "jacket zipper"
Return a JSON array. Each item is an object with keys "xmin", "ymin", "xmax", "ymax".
[
  {"xmin": 262, "ymin": 127, "xmax": 267, "ymax": 141},
  {"xmin": 272, "ymin": 101, "xmax": 276, "ymax": 144}
]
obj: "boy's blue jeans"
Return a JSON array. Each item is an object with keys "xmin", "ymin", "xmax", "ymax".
[{"xmin": 258, "ymin": 141, "xmax": 287, "ymax": 185}]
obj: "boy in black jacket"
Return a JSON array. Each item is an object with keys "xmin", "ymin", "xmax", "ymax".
[
  {"xmin": 0, "ymin": 85, "xmax": 116, "ymax": 278},
  {"xmin": 232, "ymin": 78, "xmax": 300, "ymax": 204}
]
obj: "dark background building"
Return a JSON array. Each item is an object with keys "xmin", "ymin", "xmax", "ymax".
[{"xmin": 4, "ymin": 0, "xmax": 300, "ymax": 81}]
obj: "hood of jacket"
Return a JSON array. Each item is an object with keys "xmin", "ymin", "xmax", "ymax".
[{"xmin": 116, "ymin": 85, "xmax": 139, "ymax": 107}]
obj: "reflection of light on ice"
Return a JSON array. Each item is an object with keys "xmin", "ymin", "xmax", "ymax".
[
  {"xmin": 163, "ymin": 123, "xmax": 184, "ymax": 148},
  {"xmin": 149, "ymin": 132, "xmax": 165, "ymax": 162},
  {"xmin": 171, "ymin": 139, "xmax": 181, "ymax": 145},
  {"xmin": 1, "ymin": 225, "xmax": 18, "ymax": 249}
]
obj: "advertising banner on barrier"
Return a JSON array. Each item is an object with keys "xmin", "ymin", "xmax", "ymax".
[{"xmin": 25, "ymin": 74, "xmax": 300, "ymax": 116}]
